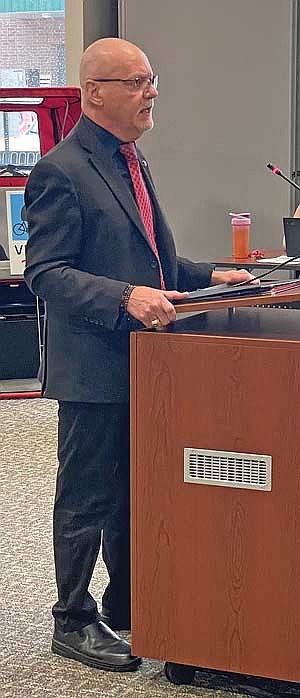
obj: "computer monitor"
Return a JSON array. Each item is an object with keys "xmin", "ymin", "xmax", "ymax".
[{"xmin": 283, "ymin": 217, "xmax": 300, "ymax": 257}]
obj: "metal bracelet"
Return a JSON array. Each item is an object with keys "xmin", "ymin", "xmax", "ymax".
[{"xmin": 121, "ymin": 283, "xmax": 136, "ymax": 313}]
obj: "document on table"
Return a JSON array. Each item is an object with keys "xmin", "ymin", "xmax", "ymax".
[{"xmin": 257, "ymin": 255, "xmax": 300, "ymax": 264}]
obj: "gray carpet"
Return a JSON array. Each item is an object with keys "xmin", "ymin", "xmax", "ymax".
[{"xmin": 0, "ymin": 397, "xmax": 298, "ymax": 698}]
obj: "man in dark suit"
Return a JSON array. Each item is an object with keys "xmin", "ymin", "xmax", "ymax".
[{"xmin": 24, "ymin": 37, "xmax": 252, "ymax": 673}]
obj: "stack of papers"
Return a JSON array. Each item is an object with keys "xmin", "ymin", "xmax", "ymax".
[{"xmin": 257, "ymin": 255, "xmax": 300, "ymax": 264}]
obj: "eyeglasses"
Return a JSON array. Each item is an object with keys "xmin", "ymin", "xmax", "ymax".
[{"xmin": 90, "ymin": 75, "xmax": 159, "ymax": 92}]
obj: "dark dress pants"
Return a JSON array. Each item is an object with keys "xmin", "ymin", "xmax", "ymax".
[{"xmin": 52, "ymin": 401, "xmax": 130, "ymax": 632}]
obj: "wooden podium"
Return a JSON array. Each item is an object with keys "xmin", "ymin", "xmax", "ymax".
[{"xmin": 130, "ymin": 294, "xmax": 300, "ymax": 685}]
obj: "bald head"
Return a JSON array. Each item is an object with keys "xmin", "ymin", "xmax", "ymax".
[
  {"xmin": 78, "ymin": 37, "xmax": 158, "ymax": 142},
  {"xmin": 79, "ymin": 38, "xmax": 149, "ymax": 89}
]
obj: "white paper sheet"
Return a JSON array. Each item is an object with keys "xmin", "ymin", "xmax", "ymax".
[{"xmin": 256, "ymin": 255, "xmax": 300, "ymax": 264}]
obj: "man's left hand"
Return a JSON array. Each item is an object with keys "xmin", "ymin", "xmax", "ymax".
[{"xmin": 211, "ymin": 268, "xmax": 257, "ymax": 285}]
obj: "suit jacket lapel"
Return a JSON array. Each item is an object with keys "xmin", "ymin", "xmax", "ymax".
[
  {"xmin": 91, "ymin": 151, "xmax": 151, "ymax": 238},
  {"xmin": 76, "ymin": 119, "xmax": 152, "ymax": 249},
  {"xmin": 139, "ymin": 155, "xmax": 173, "ymax": 245},
  {"xmin": 139, "ymin": 157, "xmax": 158, "ymax": 205},
  {"xmin": 139, "ymin": 154, "xmax": 178, "ymax": 289}
]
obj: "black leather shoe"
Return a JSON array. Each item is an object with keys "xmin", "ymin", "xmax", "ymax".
[
  {"xmin": 99, "ymin": 607, "xmax": 131, "ymax": 631},
  {"xmin": 52, "ymin": 621, "xmax": 141, "ymax": 671}
]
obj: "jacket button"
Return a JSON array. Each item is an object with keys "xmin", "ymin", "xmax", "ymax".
[{"xmin": 150, "ymin": 259, "xmax": 157, "ymax": 268}]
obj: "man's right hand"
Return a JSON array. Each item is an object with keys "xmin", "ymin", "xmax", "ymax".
[{"xmin": 126, "ymin": 286, "xmax": 189, "ymax": 327}]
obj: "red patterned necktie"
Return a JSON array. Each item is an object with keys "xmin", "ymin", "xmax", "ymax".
[{"xmin": 120, "ymin": 142, "xmax": 165, "ymax": 289}]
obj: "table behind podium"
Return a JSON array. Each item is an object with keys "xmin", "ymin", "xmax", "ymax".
[{"xmin": 130, "ymin": 304, "xmax": 300, "ymax": 683}]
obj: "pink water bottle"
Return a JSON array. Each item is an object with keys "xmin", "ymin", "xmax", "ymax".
[{"xmin": 230, "ymin": 214, "xmax": 251, "ymax": 259}]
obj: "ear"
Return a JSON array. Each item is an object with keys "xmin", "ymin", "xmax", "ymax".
[{"xmin": 85, "ymin": 80, "xmax": 104, "ymax": 107}]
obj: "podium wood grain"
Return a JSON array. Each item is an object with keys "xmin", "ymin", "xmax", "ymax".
[{"xmin": 130, "ymin": 310, "xmax": 300, "ymax": 681}]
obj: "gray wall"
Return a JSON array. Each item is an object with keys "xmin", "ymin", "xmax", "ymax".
[{"xmin": 119, "ymin": 0, "xmax": 293, "ymax": 259}]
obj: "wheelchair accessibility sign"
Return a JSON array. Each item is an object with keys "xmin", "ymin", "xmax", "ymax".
[{"xmin": 6, "ymin": 189, "xmax": 28, "ymax": 275}]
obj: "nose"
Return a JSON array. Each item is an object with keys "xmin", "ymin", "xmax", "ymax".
[{"xmin": 144, "ymin": 82, "xmax": 158, "ymax": 98}]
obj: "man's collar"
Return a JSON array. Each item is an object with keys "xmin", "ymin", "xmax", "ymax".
[{"xmin": 82, "ymin": 114, "xmax": 122, "ymax": 156}]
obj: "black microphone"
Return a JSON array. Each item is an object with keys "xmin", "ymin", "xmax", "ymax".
[{"xmin": 266, "ymin": 162, "xmax": 300, "ymax": 192}]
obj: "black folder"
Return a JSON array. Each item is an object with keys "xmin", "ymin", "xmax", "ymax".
[{"xmin": 174, "ymin": 279, "xmax": 300, "ymax": 305}]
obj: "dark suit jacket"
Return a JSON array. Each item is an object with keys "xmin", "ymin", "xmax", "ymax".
[{"xmin": 24, "ymin": 116, "xmax": 213, "ymax": 402}]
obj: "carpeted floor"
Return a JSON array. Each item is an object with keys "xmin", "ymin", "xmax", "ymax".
[{"xmin": 1, "ymin": 397, "xmax": 300, "ymax": 698}]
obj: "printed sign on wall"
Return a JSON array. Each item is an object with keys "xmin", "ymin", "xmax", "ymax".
[{"xmin": 5, "ymin": 189, "xmax": 28, "ymax": 275}]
